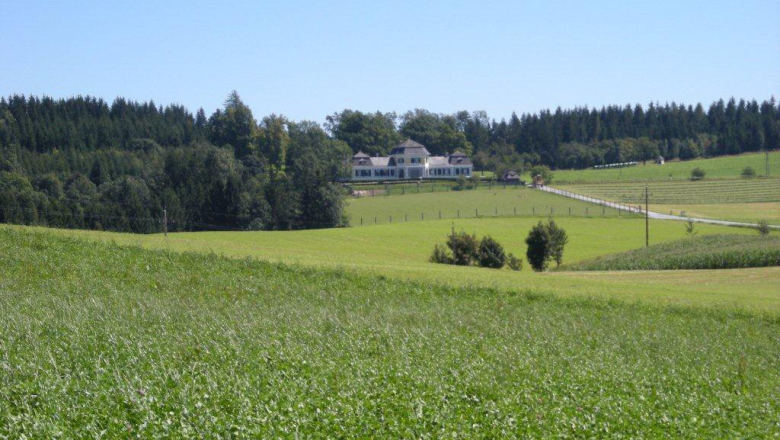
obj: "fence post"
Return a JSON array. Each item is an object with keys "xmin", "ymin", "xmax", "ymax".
[
  {"xmin": 514, "ymin": 206, "xmax": 517, "ymax": 215},
  {"xmin": 533, "ymin": 207, "xmax": 535, "ymax": 214},
  {"xmin": 375, "ymin": 216, "xmax": 377, "ymax": 224},
  {"xmin": 390, "ymin": 215, "xmax": 392, "ymax": 223},
  {"xmin": 568, "ymin": 207, "xmax": 571, "ymax": 214},
  {"xmin": 602, "ymin": 206, "xmax": 605, "ymax": 215},
  {"xmin": 405, "ymin": 213, "xmax": 407, "ymax": 222},
  {"xmin": 439, "ymin": 210, "xmax": 441, "ymax": 219},
  {"xmin": 361, "ymin": 217, "xmax": 363, "ymax": 226},
  {"xmin": 551, "ymin": 207, "xmax": 553, "ymax": 214},
  {"xmin": 476, "ymin": 208, "xmax": 478, "ymax": 217},
  {"xmin": 586, "ymin": 207, "xmax": 588, "ymax": 215},
  {"xmin": 458, "ymin": 209, "xmax": 460, "ymax": 218},
  {"xmin": 495, "ymin": 207, "xmax": 498, "ymax": 216},
  {"xmin": 421, "ymin": 212, "xmax": 424, "ymax": 220}
]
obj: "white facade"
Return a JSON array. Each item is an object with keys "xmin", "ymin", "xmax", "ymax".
[{"xmin": 351, "ymin": 139, "xmax": 473, "ymax": 181}]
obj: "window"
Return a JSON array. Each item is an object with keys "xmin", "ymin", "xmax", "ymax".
[
  {"xmin": 411, "ymin": 157, "xmax": 420, "ymax": 164},
  {"xmin": 398, "ymin": 158, "xmax": 405, "ymax": 164}
]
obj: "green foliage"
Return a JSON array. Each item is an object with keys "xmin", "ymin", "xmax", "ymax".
[
  {"xmin": 741, "ymin": 166, "xmax": 757, "ymax": 178},
  {"xmin": 506, "ymin": 252, "xmax": 523, "ymax": 271},
  {"xmin": 690, "ymin": 167, "xmax": 707, "ymax": 180},
  {"xmin": 529, "ymin": 164, "xmax": 553, "ymax": 184},
  {"xmin": 756, "ymin": 220, "xmax": 771, "ymax": 236},
  {"xmin": 525, "ymin": 221, "xmax": 551, "ymax": 271},
  {"xmin": 3, "ymin": 228, "xmax": 780, "ymax": 437},
  {"xmin": 477, "ymin": 235, "xmax": 506, "ymax": 268},
  {"xmin": 429, "ymin": 243, "xmax": 453, "ymax": 264},
  {"xmin": 547, "ymin": 219, "xmax": 569, "ymax": 267},
  {"xmin": 564, "ymin": 234, "xmax": 780, "ymax": 271},
  {"xmin": 684, "ymin": 219, "xmax": 697, "ymax": 237},
  {"xmin": 446, "ymin": 231, "xmax": 480, "ymax": 266}
]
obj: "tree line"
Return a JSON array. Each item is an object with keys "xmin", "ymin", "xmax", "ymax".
[
  {"xmin": 0, "ymin": 92, "xmax": 349, "ymax": 232},
  {"xmin": 1, "ymin": 93, "xmax": 778, "ymax": 233}
]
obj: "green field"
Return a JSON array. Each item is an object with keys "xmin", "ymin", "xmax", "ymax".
[
  {"xmin": 565, "ymin": 234, "xmax": 780, "ymax": 271},
  {"xmin": 14, "ymin": 214, "xmax": 780, "ymax": 312},
  {"xmin": 347, "ymin": 187, "xmax": 626, "ymax": 226},
  {"xmin": 537, "ymin": 151, "xmax": 780, "ymax": 183},
  {"xmin": 556, "ymin": 179, "xmax": 780, "ymax": 224},
  {"xmin": 2, "ymin": 228, "xmax": 779, "ymax": 437}
]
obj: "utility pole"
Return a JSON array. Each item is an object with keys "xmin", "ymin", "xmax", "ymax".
[
  {"xmin": 644, "ymin": 185, "xmax": 649, "ymax": 247},
  {"xmin": 163, "ymin": 207, "xmax": 168, "ymax": 238}
]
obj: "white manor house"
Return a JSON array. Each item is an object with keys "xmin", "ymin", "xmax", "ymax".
[{"xmin": 351, "ymin": 139, "xmax": 473, "ymax": 181}]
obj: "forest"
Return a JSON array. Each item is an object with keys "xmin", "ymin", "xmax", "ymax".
[{"xmin": 1, "ymin": 92, "xmax": 778, "ymax": 233}]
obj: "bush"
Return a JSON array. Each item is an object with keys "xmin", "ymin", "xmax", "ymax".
[
  {"xmin": 529, "ymin": 165, "xmax": 553, "ymax": 184},
  {"xmin": 525, "ymin": 221, "xmax": 551, "ymax": 272},
  {"xmin": 429, "ymin": 244, "xmax": 453, "ymax": 264},
  {"xmin": 741, "ymin": 166, "xmax": 757, "ymax": 179},
  {"xmin": 507, "ymin": 253, "xmax": 523, "ymax": 271},
  {"xmin": 547, "ymin": 219, "xmax": 569, "ymax": 267},
  {"xmin": 690, "ymin": 167, "xmax": 706, "ymax": 180},
  {"xmin": 446, "ymin": 231, "xmax": 480, "ymax": 266},
  {"xmin": 756, "ymin": 220, "xmax": 771, "ymax": 237},
  {"xmin": 478, "ymin": 235, "xmax": 506, "ymax": 269}
]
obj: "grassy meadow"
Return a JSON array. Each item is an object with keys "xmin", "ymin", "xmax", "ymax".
[
  {"xmin": 1, "ymin": 228, "xmax": 780, "ymax": 437},
  {"xmin": 556, "ymin": 179, "xmax": 780, "ymax": 224},
  {"xmin": 13, "ymin": 214, "xmax": 780, "ymax": 312},
  {"xmin": 346, "ymin": 187, "xmax": 626, "ymax": 226},
  {"xmin": 537, "ymin": 150, "xmax": 780, "ymax": 183}
]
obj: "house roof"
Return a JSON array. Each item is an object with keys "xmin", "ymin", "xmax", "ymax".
[
  {"xmin": 427, "ymin": 156, "xmax": 449, "ymax": 166},
  {"xmin": 389, "ymin": 139, "xmax": 431, "ymax": 156},
  {"xmin": 502, "ymin": 170, "xmax": 521, "ymax": 180},
  {"xmin": 448, "ymin": 151, "xmax": 472, "ymax": 165},
  {"xmin": 352, "ymin": 151, "xmax": 373, "ymax": 166}
]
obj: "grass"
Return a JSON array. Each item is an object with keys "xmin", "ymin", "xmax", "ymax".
[
  {"xmin": 347, "ymin": 187, "xmax": 625, "ymax": 226},
  {"xmin": 565, "ymin": 234, "xmax": 780, "ymax": 271},
  {"xmin": 556, "ymin": 179, "xmax": 780, "ymax": 224},
  {"xmin": 11, "ymin": 216, "xmax": 780, "ymax": 312},
  {"xmin": 536, "ymin": 150, "xmax": 780, "ymax": 183},
  {"xmin": 1, "ymin": 228, "xmax": 779, "ymax": 437}
]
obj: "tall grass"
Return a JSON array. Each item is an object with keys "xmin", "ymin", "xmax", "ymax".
[
  {"xmin": 563, "ymin": 234, "xmax": 780, "ymax": 271},
  {"xmin": 1, "ymin": 228, "xmax": 779, "ymax": 437}
]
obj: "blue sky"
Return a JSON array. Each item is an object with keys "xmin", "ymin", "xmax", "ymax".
[{"xmin": 1, "ymin": 0, "xmax": 778, "ymax": 122}]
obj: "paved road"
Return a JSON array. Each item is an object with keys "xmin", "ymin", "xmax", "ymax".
[{"xmin": 537, "ymin": 185, "xmax": 779, "ymax": 229}]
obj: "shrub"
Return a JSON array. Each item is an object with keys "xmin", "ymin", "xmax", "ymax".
[
  {"xmin": 529, "ymin": 165, "xmax": 553, "ymax": 184},
  {"xmin": 756, "ymin": 220, "xmax": 771, "ymax": 237},
  {"xmin": 684, "ymin": 219, "xmax": 697, "ymax": 238},
  {"xmin": 525, "ymin": 221, "xmax": 551, "ymax": 272},
  {"xmin": 547, "ymin": 219, "xmax": 569, "ymax": 267},
  {"xmin": 478, "ymin": 235, "xmax": 506, "ymax": 269},
  {"xmin": 507, "ymin": 253, "xmax": 523, "ymax": 271},
  {"xmin": 741, "ymin": 166, "xmax": 756, "ymax": 179},
  {"xmin": 690, "ymin": 167, "xmax": 706, "ymax": 180},
  {"xmin": 429, "ymin": 244, "xmax": 453, "ymax": 264},
  {"xmin": 446, "ymin": 231, "xmax": 480, "ymax": 266}
]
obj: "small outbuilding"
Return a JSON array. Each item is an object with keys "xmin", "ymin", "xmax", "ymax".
[
  {"xmin": 501, "ymin": 170, "xmax": 522, "ymax": 182},
  {"xmin": 656, "ymin": 156, "xmax": 665, "ymax": 165}
]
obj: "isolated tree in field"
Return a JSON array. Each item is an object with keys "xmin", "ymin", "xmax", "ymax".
[
  {"xmin": 447, "ymin": 231, "xmax": 480, "ymax": 266},
  {"xmin": 690, "ymin": 167, "xmax": 706, "ymax": 180},
  {"xmin": 478, "ymin": 235, "xmax": 506, "ymax": 268},
  {"xmin": 756, "ymin": 220, "xmax": 771, "ymax": 236},
  {"xmin": 546, "ymin": 219, "xmax": 569, "ymax": 267},
  {"xmin": 741, "ymin": 166, "xmax": 756, "ymax": 179},
  {"xmin": 525, "ymin": 221, "xmax": 551, "ymax": 272}
]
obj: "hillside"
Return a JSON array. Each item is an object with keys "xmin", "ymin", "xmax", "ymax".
[
  {"xmin": 542, "ymin": 151, "xmax": 780, "ymax": 183},
  {"xmin": 12, "ymin": 216, "xmax": 779, "ymax": 312},
  {"xmin": 564, "ymin": 235, "xmax": 780, "ymax": 271},
  {"xmin": 1, "ymin": 228, "xmax": 779, "ymax": 437}
]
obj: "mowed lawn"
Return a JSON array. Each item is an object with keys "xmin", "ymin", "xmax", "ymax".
[
  {"xmin": 18, "ymin": 216, "xmax": 780, "ymax": 312},
  {"xmin": 537, "ymin": 150, "xmax": 780, "ymax": 183},
  {"xmin": 346, "ymin": 187, "xmax": 625, "ymax": 226},
  {"xmin": 2, "ymin": 228, "xmax": 779, "ymax": 437}
]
